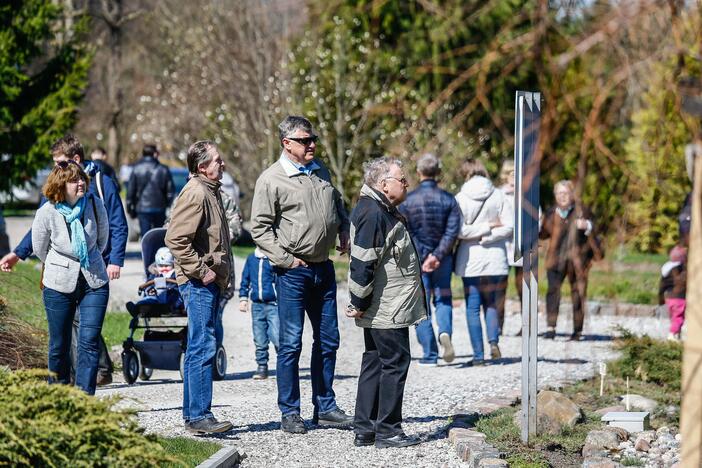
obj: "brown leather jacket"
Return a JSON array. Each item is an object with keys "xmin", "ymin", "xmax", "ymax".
[
  {"xmin": 539, "ymin": 205, "xmax": 595, "ymax": 271},
  {"xmin": 165, "ymin": 175, "xmax": 232, "ymax": 291}
]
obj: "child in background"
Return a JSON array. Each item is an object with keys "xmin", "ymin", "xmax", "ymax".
[
  {"xmin": 659, "ymin": 245, "xmax": 687, "ymax": 341},
  {"xmin": 138, "ymin": 247, "xmax": 183, "ymax": 310},
  {"xmin": 239, "ymin": 248, "xmax": 279, "ymax": 379}
]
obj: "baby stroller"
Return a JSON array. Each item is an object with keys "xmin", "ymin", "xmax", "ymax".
[{"xmin": 121, "ymin": 228, "xmax": 228, "ymax": 384}]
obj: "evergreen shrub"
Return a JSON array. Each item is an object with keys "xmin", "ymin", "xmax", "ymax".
[
  {"xmin": 0, "ymin": 368, "xmax": 177, "ymax": 467},
  {"xmin": 610, "ymin": 329, "xmax": 682, "ymax": 390}
]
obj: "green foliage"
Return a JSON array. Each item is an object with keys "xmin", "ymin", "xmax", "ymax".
[
  {"xmin": 0, "ymin": 368, "xmax": 178, "ymax": 467},
  {"xmin": 621, "ymin": 456, "xmax": 645, "ymax": 466},
  {"xmin": 610, "ymin": 329, "xmax": 682, "ymax": 390},
  {"xmin": 0, "ymin": 1, "xmax": 91, "ymax": 194},
  {"xmin": 156, "ymin": 437, "xmax": 221, "ymax": 467},
  {"xmin": 624, "ymin": 60, "xmax": 692, "ymax": 252}
]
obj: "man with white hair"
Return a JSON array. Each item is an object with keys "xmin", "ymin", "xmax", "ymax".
[
  {"xmin": 347, "ymin": 157, "xmax": 426, "ymax": 449},
  {"xmin": 398, "ymin": 153, "xmax": 461, "ymax": 366},
  {"xmin": 539, "ymin": 180, "xmax": 596, "ymax": 341}
]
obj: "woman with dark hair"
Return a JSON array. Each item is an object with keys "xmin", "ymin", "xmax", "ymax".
[
  {"xmin": 454, "ymin": 159, "xmax": 513, "ymax": 364},
  {"xmin": 32, "ymin": 161, "xmax": 109, "ymax": 395}
]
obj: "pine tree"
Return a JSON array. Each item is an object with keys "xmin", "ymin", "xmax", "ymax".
[{"xmin": 0, "ymin": 1, "xmax": 91, "ymax": 194}]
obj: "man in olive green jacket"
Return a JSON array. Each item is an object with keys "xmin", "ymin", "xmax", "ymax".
[
  {"xmin": 250, "ymin": 115, "xmax": 352, "ymax": 434},
  {"xmin": 347, "ymin": 157, "xmax": 426, "ymax": 449},
  {"xmin": 165, "ymin": 141, "xmax": 233, "ymax": 435}
]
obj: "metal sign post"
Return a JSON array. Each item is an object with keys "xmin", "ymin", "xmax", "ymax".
[{"xmin": 513, "ymin": 91, "xmax": 542, "ymax": 445}]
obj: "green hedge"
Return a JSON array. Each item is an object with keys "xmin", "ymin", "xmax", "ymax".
[{"xmin": 0, "ymin": 368, "xmax": 178, "ymax": 467}]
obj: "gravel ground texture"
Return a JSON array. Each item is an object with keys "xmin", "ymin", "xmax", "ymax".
[{"xmin": 96, "ymin": 256, "xmax": 671, "ymax": 467}]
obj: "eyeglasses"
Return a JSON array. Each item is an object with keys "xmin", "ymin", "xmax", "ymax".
[
  {"xmin": 384, "ymin": 176, "xmax": 408, "ymax": 186},
  {"xmin": 286, "ymin": 135, "xmax": 318, "ymax": 146}
]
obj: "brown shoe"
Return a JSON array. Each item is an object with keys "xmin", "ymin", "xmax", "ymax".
[
  {"xmin": 96, "ymin": 372, "xmax": 113, "ymax": 386},
  {"xmin": 490, "ymin": 343, "xmax": 501, "ymax": 360}
]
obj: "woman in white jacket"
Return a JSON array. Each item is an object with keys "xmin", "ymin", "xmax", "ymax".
[{"xmin": 454, "ymin": 159, "xmax": 513, "ymax": 364}]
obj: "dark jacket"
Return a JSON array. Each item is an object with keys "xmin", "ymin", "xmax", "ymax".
[
  {"xmin": 127, "ymin": 156, "xmax": 175, "ymax": 215},
  {"xmin": 539, "ymin": 205, "xmax": 595, "ymax": 271},
  {"xmin": 91, "ymin": 159, "xmax": 121, "ymax": 192},
  {"xmin": 239, "ymin": 253, "xmax": 277, "ymax": 303},
  {"xmin": 398, "ymin": 179, "xmax": 461, "ymax": 262},
  {"xmin": 14, "ymin": 163, "xmax": 128, "ymax": 267},
  {"xmin": 349, "ymin": 184, "xmax": 427, "ymax": 329}
]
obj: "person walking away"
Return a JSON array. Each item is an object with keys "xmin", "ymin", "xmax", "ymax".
[
  {"xmin": 498, "ymin": 160, "xmax": 523, "ymax": 334},
  {"xmin": 32, "ymin": 161, "xmax": 109, "ymax": 395},
  {"xmin": 539, "ymin": 180, "xmax": 596, "ymax": 341},
  {"xmin": 454, "ymin": 159, "xmax": 513, "ymax": 364},
  {"xmin": 165, "ymin": 140, "xmax": 234, "ymax": 435},
  {"xmin": 398, "ymin": 153, "xmax": 460, "ymax": 366},
  {"xmin": 1, "ymin": 134, "xmax": 128, "ymax": 386},
  {"xmin": 239, "ymin": 248, "xmax": 279, "ymax": 379},
  {"xmin": 251, "ymin": 115, "xmax": 353, "ymax": 434},
  {"xmin": 347, "ymin": 157, "xmax": 425, "ymax": 448},
  {"xmin": 89, "ymin": 146, "xmax": 121, "ymax": 191},
  {"xmin": 659, "ymin": 245, "xmax": 687, "ymax": 341},
  {"xmin": 127, "ymin": 144, "xmax": 175, "ymax": 237}
]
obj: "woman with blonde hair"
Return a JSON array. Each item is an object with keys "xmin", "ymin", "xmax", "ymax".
[
  {"xmin": 454, "ymin": 159, "xmax": 513, "ymax": 364},
  {"xmin": 32, "ymin": 160, "xmax": 109, "ymax": 394}
]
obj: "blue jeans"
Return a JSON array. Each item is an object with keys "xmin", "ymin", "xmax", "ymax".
[
  {"xmin": 43, "ymin": 276, "xmax": 108, "ymax": 395},
  {"xmin": 416, "ymin": 255, "xmax": 454, "ymax": 362},
  {"xmin": 462, "ymin": 276, "xmax": 506, "ymax": 360},
  {"xmin": 137, "ymin": 212, "xmax": 166, "ymax": 237},
  {"xmin": 275, "ymin": 260, "xmax": 340, "ymax": 416},
  {"xmin": 179, "ymin": 280, "xmax": 219, "ymax": 423},
  {"xmin": 252, "ymin": 301, "xmax": 280, "ymax": 365}
]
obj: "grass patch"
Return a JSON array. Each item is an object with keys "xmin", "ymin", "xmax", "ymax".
[
  {"xmin": 231, "ymin": 245, "xmax": 255, "ymax": 259},
  {"xmin": 102, "ymin": 312, "xmax": 144, "ymax": 349},
  {"xmin": 157, "ymin": 436, "xmax": 221, "ymax": 467},
  {"xmin": 0, "ymin": 261, "xmax": 46, "ymax": 328},
  {"xmin": 477, "ymin": 331, "xmax": 681, "ymax": 464}
]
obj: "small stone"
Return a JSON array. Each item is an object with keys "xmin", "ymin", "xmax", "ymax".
[
  {"xmin": 604, "ymin": 425, "xmax": 628, "ymax": 441},
  {"xmin": 634, "ymin": 437, "xmax": 650, "ymax": 452},
  {"xmin": 657, "ymin": 426, "xmax": 671, "ymax": 435},
  {"xmin": 478, "ymin": 457, "xmax": 508, "ymax": 467},
  {"xmin": 582, "ymin": 457, "xmax": 618, "ymax": 468},
  {"xmin": 449, "ymin": 428, "xmax": 485, "ymax": 444},
  {"xmin": 585, "ymin": 430, "xmax": 621, "ymax": 450},
  {"xmin": 635, "ymin": 430, "xmax": 656, "ymax": 443},
  {"xmin": 675, "ymin": 433, "xmax": 682, "ymax": 441}
]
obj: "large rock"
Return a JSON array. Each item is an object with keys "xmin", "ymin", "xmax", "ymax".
[
  {"xmin": 582, "ymin": 457, "xmax": 618, "ymax": 468},
  {"xmin": 619, "ymin": 394, "xmax": 658, "ymax": 412},
  {"xmin": 594, "ymin": 405, "xmax": 625, "ymax": 416},
  {"xmin": 535, "ymin": 390, "xmax": 584, "ymax": 434}
]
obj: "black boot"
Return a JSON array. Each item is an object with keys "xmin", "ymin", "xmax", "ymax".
[{"xmin": 253, "ymin": 364, "xmax": 268, "ymax": 380}]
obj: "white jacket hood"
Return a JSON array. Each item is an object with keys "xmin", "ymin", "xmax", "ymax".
[{"xmin": 460, "ymin": 176, "xmax": 495, "ymax": 202}]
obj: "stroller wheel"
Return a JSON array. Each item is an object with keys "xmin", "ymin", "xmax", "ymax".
[
  {"xmin": 122, "ymin": 350, "xmax": 139, "ymax": 385},
  {"xmin": 139, "ymin": 367, "xmax": 153, "ymax": 381},
  {"xmin": 213, "ymin": 346, "xmax": 227, "ymax": 381}
]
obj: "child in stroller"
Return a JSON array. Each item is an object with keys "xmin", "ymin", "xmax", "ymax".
[{"xmin": 122, "ymin": 228, "xmax": 227, "ymax": 384}]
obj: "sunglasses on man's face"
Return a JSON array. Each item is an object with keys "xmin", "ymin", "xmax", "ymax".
[
  {"xmin": 55, "ymin": 160, "xmax": 79, "ymax": 169},
  {"xmin": 286, "ymin": 135, "xmax": 318, "ymax": 146}
]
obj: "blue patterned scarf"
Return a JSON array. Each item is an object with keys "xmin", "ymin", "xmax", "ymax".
[{"xmin": 56, "ymin": 197, "xmax": 89, "ymax": 269}]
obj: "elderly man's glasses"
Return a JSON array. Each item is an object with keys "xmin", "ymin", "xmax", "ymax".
[
  {"xmin": 286, "ymin": 136, "xmax": 318, "ymax": 146},
  {"xmin": 384, "ymin": 176, "xmax": 408, "ymax": 186}
]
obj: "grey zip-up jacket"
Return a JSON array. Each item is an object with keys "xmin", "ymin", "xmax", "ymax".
[
  {"xmin": 250, "ymin": 155, "xmax": 349, "ymax": 268},
  {"xmin": 32, "ymin": 194, "xmax": 110, "ymax": 293},
  {"xmin": 348, "ymin": 185, "xmax": 427, "ymax": 329}
]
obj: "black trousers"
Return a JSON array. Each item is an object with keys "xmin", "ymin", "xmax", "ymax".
[
  {"xmin": 546, "ymin": 262, "xmax": 589, "ymax": 334},
  {"xmin": 354, "ymin": 327, "xmax": 411, "ymax": 438}
]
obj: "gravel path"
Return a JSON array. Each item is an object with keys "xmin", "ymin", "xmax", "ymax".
[{"xmin": 97, "ymin": 257, "xmax": 670, "ymax": 467}]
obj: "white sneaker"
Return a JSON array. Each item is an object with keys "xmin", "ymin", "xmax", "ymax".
[
  {"xmin": 668, "ymin": 332, "xmax": 681, "ymax": 342},
  {"xmin": 439, "ymin": 333, "xmax": 455, "ymax": 363}
]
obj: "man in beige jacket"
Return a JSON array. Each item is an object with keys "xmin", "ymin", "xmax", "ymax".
[
  {"xmin": 165, "ymin": 140, "xmax": 233, "ymax": 435},
  {"xmin": 251, "ymin": 115, "xmax": 352, "ymax": 434}
]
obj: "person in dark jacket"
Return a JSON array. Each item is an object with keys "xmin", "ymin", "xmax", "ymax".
[
  {"xmin": 90, "ymin": 147, "xmax": 121, "ymax": 192},
  {"xmin": 659, "ymin": 244, "xmax": 687, "ymax": 341},
  {"xmin": 539, "ymin": 180, "xmax": 595, "ymax": 341},
  {"xmin": 347, "ymin": 157, "xmax": 425, "ymax": 449},
  {"xmin": 0, "ymin": 134, "xmax": 128, "ymax": 385},
  {"xmin": 127, "ymin": 144, "xmax": 175, "ymax": 237},
  {"xmin": 398, "ymin": 153, "xmax": 460, "ymax": 366},
  {"xmin": 239, "ymin": 248, "xmax": 279, "ymax": 380}
]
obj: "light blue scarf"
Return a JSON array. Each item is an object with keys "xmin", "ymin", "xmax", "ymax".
[{"xmin": 56, "ymin": 197, "xmax": 89, "ymax": 269}]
